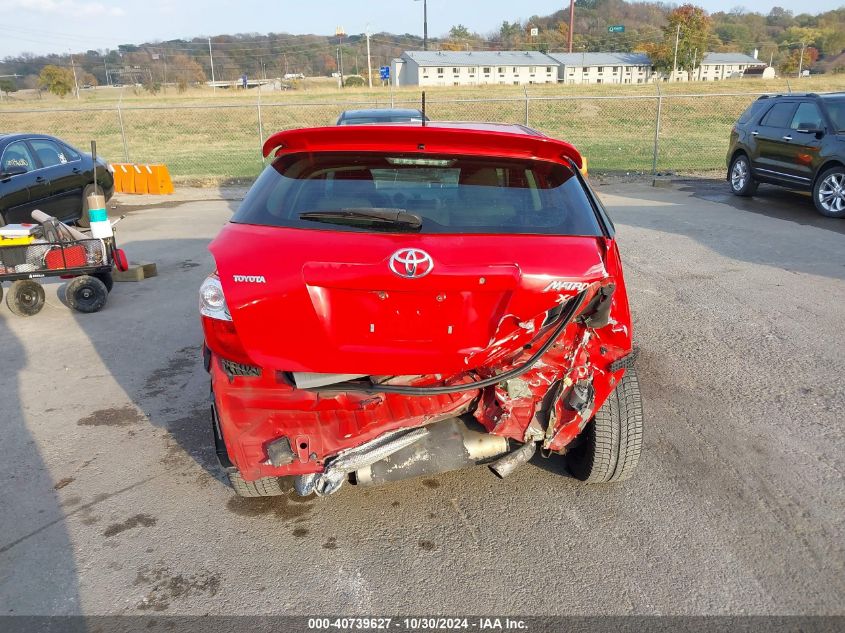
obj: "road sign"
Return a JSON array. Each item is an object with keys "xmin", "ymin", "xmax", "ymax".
[
  {"xmin": 530, "ymin": 27, "xmax": 539, "ymax": 37},
  {"xmin": 380, "ymin": 66, "xmax": 390, "ymax": 80},
  {"xmin": 608, "ymin": 25, "xmax": 625, "ymax": 33}
]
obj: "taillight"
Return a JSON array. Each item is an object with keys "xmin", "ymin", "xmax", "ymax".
[
  {"xmin": 199, "ymin": 273, "xmax": 253, "ymax": 365},
  {"xmin": 200, "ymin": 273, "xmax": 230, "ymax": 321}
]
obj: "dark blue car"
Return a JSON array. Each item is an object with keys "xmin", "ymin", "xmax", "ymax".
[{"xmin": 0, "ymin": 133, "xmax": 114, "ymax": 227}]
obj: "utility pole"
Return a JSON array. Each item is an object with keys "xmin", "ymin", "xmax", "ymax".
[
  {"xmin": 69, "ymin": 51, "xmax": 80, "ymax": 100},
  {"xmin": 336, "ymin": 27, "xmax": 346, "ymax": 88},
  {"xmin": 366, "ymin": 26, "xmax": 373, "ymax": 88},
  {"xmin": 568, "ymin": 0, "xmax": 575, "ymax": 53},
  {"xmin": 163, "ymin": 50, "xmax": 167, "ymax": 94},
  {"xmin": 671, "ymin": 23, "xmax": 681, "ymax": 82},
  {"xmin": 798, "ymin": 41, "xmax": 806, "ymax": 78},
  {"xmin": 414, "ymin": 0, "xmax": 428, "ymax": 51},
  {"xmin": 208, "ymin": 37, "xmax": 216, "ymax": 93}
]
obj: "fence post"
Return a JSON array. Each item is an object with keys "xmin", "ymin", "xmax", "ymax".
[
  {"xmin": 651, "ymin": 84, "xmax": 663, "ymax": 175},
  {"xmin": 256, "ymin": 89, "xmax": 265, "ymax": 163},
  {"xmin": 524, "ymin": 86, "xmax": 530, "ymax": 126},
  {"xmin": 116, "ymin": 105, "xmax": 129, "ymax": 162}
]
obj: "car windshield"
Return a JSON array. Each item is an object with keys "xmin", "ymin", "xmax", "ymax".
[
  {"xmin": 823, "ymin": 97, "xmax": 845, "ymax": 131},
  {"xmin": 233, "ymin": 152, "xmax": 603, "ymax": 236}
]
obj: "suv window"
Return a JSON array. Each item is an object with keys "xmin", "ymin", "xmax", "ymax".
[
  {"xmin": 29, "ymin": 139, "xmax": 72, "ymax": 167},
  {"xmin": 789, "ymin": 102, "xmax": 824, "ymax": 131},
  {"xmin": 234, "ymin": 153, "xmax": 603, "ymax": 236},
  {"xmin": 823, "ymin": 97, "xmax": 845, "ymax": 132},
  {"xmin": 760, "ymin": 102, "xmax": 797, "ymax": 128},
  {"xmin": 1, "ymin": 141, "xmax": 36, "ymax": 173},
  {"xmin": 737, "ymin": 99, "xmax": 768, "ymax": 125}
]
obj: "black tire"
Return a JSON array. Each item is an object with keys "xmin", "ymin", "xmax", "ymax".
[
  {"xmin": 78, "ymin": 184, "xmax": 105, "ymax": 229},
  {"xmin": 729, "ymin": 154, "xmax": 758, "ymax": 197},
  {"xmin": 93, "ymin": 271, "xmax": 114, "ymax": 293},
  {"xmin": 227, "ymin": 470, "xmax": 286, "ymax": 497},
  {"xmin": 66, "ymin": 275, "xmax": 108, "ymax": 313},
  {"xmin": 6, "ymin": 280, "xmax": 45, "ymax": 317},
  {"xmin": 812, "ymin": 165, "xmax": 845, "ymax": 218},
  {"xmin": 567, "ymin": 366, "xmax": 644, "ymax": 483}
]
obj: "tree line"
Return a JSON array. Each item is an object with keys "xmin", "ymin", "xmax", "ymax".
[{"xmin": 2, "ymin": 0, "xmax": 843, "ymax": 98}]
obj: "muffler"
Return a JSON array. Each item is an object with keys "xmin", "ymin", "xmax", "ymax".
[
  {"xmin": 352, "ymin": 418, "xmax": 509, "ymax": 488},
  {"xmin": 488, "ymin": 440, "xmax": 537, "ymax": 479}
]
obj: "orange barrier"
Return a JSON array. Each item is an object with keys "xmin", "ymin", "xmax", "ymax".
[
  {"xmin": 132, "ymin": 164, "xmax": 149, "ymax": 195},
  {"xmin": 146, "ymin": 164, "xmax": 175, "ymax": 194},
  {"xmin": 109, "ymin": 162, "xmax": 174, "ymax": 195}
]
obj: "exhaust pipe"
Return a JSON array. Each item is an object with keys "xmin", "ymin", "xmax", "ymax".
[
  {"xmin": 353, "ymin": 418, "xmax": 509, "ymax": 488},
  {"xmin": 489, "ymin": 440, "xmax": 537, "ymax": 479}
]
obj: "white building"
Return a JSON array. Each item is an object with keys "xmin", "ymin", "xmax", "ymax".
[
  {"xmin": 693, "ymin": 52, "xmax": 766, "ymax": 81},
  {"xmin": 548, "ymin": 52, "xmax": 653, "ymax": 84},
  {"xmin": 392, "ymin": 50, "xmax": 559, "ymax": 87}
]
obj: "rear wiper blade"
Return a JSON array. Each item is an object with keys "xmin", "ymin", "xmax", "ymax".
[{"xmin": 299, "ymin": 208, "xmax": 422, "ymax": 231}]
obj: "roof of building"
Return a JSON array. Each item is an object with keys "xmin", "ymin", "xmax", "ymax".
[
  {"xmin": 546, "ymin": 52, "xmax": 651, "ymax": 67},
  {"xmin": 401, "ymin": 50, "xmax": 556, "ymax": 67},
  {"xmin": 701, "ymin": 52, "xmax": 761, "ymax": 64}
]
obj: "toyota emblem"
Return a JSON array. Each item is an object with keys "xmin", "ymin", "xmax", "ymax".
[{"xmin": 389, "ymin": 248, "xmax": 434, "ymax": 279}]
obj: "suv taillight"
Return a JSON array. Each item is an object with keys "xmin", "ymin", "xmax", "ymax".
[{"xmin": 199, "ymin": 273, "xmax": 253, "ymax": 365}]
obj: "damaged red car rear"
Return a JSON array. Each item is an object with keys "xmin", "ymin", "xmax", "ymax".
[{"xmin": 200, "ymin": 123, "xmax": 642, "ymax": 497}]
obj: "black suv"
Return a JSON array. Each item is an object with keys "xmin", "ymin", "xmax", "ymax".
[{"xmin": 727, "ymin": 92, "xmax": 845, "ymax": 217}]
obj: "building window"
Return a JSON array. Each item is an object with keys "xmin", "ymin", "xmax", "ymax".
[
  {"xmin": 483, "ymin": 67, "xmax": 491, "ymax": 74},
  {"xmin": 513, "ymin": 81, "xmax": 519, "ymax": 85},
  {"xmin": 453, "ymin": 67, "xmax": 460, "ymax": 73},
  {"xmin": 546, "ymin": 66, "xmax": 552, "ymax": 72},
  {"xmin": 714, "ymin": 65, "xmax": 720, "ymax": 71},
  {"xmin": 497, "ymin": 67, "xmax": 504, "ymax": 73},
  {"xmin": 529, "ymin": 66, "xmax": 536, "ymax": 73},
  {"xmin": 596, "ymin": 78, "xmax": 602, "ymax": 84},
  {"xmin": 597, "ymin": 66, "xmax": 604, "ymax": 73},
  {"xmin": 613, "ymin": 66, "xmax": 620, "ymax": 73},
  {"xmin": 512, "ymin": 67, "xmax": 518, "ymax": 73},
  {"xmin": 436, "ymin": 67, "xmax": 444, "ymax": 74}
]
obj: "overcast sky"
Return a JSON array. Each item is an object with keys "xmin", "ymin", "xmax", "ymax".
[{"xmin": 2, "ymin": 0, "xmax": 843, "ymax": 58}]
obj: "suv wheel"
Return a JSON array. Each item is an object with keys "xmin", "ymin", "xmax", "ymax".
[
  {"xmin": 813, "ymin": 166, "xmax": 845, "ymax": 218},
  {"xmin": 729, "ymin": 154, "xmax": 758, "ymax": 196},
  {"xmin": 567, "ymin": 367, "xmax": 643, "ymax": 483}
]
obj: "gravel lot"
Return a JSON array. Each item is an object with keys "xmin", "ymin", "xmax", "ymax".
[{"xmin": 1, "ymin": 179, "xmax": 842, "ymax": 616}]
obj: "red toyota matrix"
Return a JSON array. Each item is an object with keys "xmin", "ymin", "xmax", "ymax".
[{"xmin": 200, "ymin": 123, "xmax": 642, "ymax": 497}]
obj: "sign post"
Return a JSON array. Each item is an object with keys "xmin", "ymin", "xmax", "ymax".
[{"xmin": 608, "ymin": 25, "xmax": 625, "ymax": 33}]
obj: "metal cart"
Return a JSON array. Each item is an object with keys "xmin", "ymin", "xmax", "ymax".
[{"xmin": 0, "ymin": 237, "xmax": 118, "ymax": 316}]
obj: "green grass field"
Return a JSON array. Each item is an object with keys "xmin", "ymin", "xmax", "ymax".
[{"xmin": 3, "ymin": 76, "xmax": 844, "ymax": 184}]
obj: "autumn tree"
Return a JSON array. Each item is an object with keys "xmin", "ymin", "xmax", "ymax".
[
  {"xmin": 38, "ymin": 65, "xmax": 75, "ymax": 97},
  {"xmin": 647, "ymin": 5, "xmax": 711, "ymax": 79},
  {"xmin": 780, "ymin": 46, "xmax": 819, "ymax": 75}
]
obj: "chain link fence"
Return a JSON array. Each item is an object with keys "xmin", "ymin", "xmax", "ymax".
[{"xmin": 1, "ymin": 91, "xmax": 764, "ymax": 184}]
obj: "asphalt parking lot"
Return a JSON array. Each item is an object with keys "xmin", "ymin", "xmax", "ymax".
[{"xmin": 1, "ymin": 179, "xmax": 843, "ymax": 616}]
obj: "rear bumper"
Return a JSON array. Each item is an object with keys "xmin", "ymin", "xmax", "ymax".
[{"xmin": 209, "ymin": 353, "xmax": 479, "ymax": 481}]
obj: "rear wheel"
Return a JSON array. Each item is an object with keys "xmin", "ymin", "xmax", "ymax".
[
  {"xmin": 567, "ymin": 367, "xmax": 644, "ymax": 483},
  {"xmin": 813, "ymin": 166, "xmax": 845, "ymax": 218},
  {"xmin": 227, "ymin": 470, "xmax": 286, "ymax": 497},
  {"xmin": 66, "ymin": 275, "xmax": 108, "ymax": 313},
  {"xmin": 6, "ymin": 280, "xmax": 45, "ymax": 317},
  {"xmin": 729, "ymin": 154, "xmax": 758, "ymax": 197}
]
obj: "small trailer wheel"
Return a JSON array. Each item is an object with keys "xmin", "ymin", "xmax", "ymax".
[
  {"xmin": 66, "ymin": 275, "xmax": 108, "ymax": 313},
  {"xmin": 6, "ymin": 280, "xmax": 46, "ymax": 317}
]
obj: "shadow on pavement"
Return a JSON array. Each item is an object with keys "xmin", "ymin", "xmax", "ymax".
[{"xmin": 0, "ymin": 311, "xmax": 81, "ymax": 615}]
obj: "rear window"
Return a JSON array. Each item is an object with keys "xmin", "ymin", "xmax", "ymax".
[
  {"xmin": 737, "ymin": 100, "xmax": 768, "ymax": 125},
  {"xmin": 233, "ymin": 152, "xmax": 603, "ymax": 236},
  {"xmin": 760, "ymin": 102, "xmax": 796, "ymax": 128}
]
